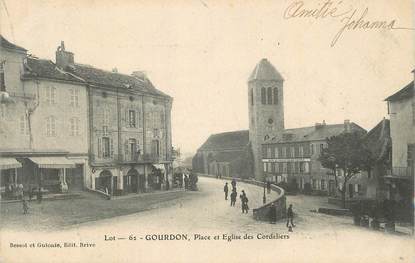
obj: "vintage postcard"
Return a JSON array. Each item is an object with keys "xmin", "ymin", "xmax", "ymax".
[{"xmin": 0, "ymin": 0, "xmax": 414, "ymax": 262}]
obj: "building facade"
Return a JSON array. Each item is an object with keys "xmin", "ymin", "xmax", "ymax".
[
  {"xmin": 0, "ymin": 36, "xmax": 173, "ymax": 199},
  {"xmin": 261, "ymin": 121, "xmax": 367, "ymax": 196},
  {"xmin": 54, "ymin": 42, "xmax": 174, "ymax": 196},
  {"xmin": 384, "ymin": 75, "xmax": 414, "ymax": 203},
  {"xmin": 0, "ymin": 36, "xmax": 89, "ymax": 198}
]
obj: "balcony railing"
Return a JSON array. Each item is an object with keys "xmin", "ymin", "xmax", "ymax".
[{"xmin": 387, "ymin": 167, "xmax": 414, "ymax": 178}]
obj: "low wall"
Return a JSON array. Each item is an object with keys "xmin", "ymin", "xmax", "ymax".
[{"xmin": 197, "ymin": 173, "xmax": 286, "ymax": 222}]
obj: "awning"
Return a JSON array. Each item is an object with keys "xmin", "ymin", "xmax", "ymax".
[
  {"xmin": 29, "ymin": 157, "xmax": 76, "ymax": 169},
  {"xmin": 153, "ymin": 164, "xmax": 165, "ymax": 171},
  {"xmin": 0, "ymin": 158, "xmax": 22, "ymax": 170}
]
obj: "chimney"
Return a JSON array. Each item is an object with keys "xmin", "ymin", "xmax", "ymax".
[
  {"xmin": 344, "ymin": 119, "xmax": 351, "ymax": 133},
  {"xmin": 112, "ymin": 68, "xmax": 118, "ymax": 73},
  {"xmin": 322, "ymin": 120, "xmax": 326, "ymax": 126},
  {"xmin": 55, "ymin": 41, "xmax": 74, "ymax": 70}
]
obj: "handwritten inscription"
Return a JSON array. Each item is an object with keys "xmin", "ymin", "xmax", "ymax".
[{"xmin": 283, "ymin": 0, "xmax": 414, "ymax": 47}]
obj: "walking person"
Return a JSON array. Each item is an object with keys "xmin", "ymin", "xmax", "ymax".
[
  {"xmin": 22, "ymin": 198, "xmax": 29, "ymax": 214},
  {"xmin": 37, "ymin": 187, "xmax": 42, "ymax": 203},
  {"xmin": 240, "ymin": 190, "xmax": 249, "ymax": 213},
  {"xmin": 184, "ymin": 175, "xmax": 189, "ymax": 190},
  {"xmin": 286, "ymin": 204, "xmax": 295, "ymax": 229},
  {"xmin": 269, "ymin": 203, "xmax": 276, "ymax": 224},
  {"xmin": 224, "ymin": 182, "xmax": 229, "ymax": 200},
  {"xmin": 231, "ymin": 179, "xmax": 236, "ymax": 190},
  {"xmin": 267, "ymin": 181, "xmax": 271, "ymax": 194},
  {"xmin": 230, "ymin": 189, "xmax": 237, "ymax": 206}
]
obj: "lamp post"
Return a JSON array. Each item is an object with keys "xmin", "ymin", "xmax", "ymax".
[{"xmin": 263, "ymin": 178, "xmax": 266, "ymax": 204}]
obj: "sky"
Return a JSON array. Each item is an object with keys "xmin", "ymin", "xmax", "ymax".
[{"xmin": 1, "ymin": 0, "xmax": 414, "ymax": 155}]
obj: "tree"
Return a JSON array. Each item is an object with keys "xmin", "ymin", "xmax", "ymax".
[{"xmin": 319, "ymin": 132, "xmax": 374, "ymax": 208}]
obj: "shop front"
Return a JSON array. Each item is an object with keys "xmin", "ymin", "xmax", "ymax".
[
  {"xmin": 28, "ymin": 156, "xmax": 76, "ymax": 193},
  {"xmin": 0, "ymin": 158, "xmax": 23, "ymax": 200}
]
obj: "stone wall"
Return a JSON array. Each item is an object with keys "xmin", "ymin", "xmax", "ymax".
[{"xmin": 197, "ymin": 173, "xmax": 286, "ymax": 222}]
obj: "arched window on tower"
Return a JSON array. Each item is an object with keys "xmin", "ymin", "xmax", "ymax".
[
  {"xmin": 267, "ymin": 87, "xmax": 273, "ymax": 104},
  {"xmin": 273, "ymin": 87, "xmax": 278, "ymax": 104},
  {"xmin": 250, "ymin": 89, "xmax": 254, "ymax": 106},
  {"xmin": 261, "ymin": 87, "xmax": 266, "ymax": 104}
]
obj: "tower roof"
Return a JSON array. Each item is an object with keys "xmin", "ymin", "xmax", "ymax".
[{"xmin": 248, "ymin": 58, "xmax": 283, "ymax": 82}]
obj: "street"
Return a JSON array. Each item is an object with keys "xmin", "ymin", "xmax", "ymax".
[{"xmin": 1, "ymin": 177, "xmax": 414, "ymax": 263}]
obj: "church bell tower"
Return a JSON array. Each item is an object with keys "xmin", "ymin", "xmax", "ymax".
[{"xmin": 248, "ymin": 58, "xmax": 284, "ymax": 181}]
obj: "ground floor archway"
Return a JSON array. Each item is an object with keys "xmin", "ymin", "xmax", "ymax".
[{"xmin": 95, "ymin": 170, "xmax": 112, "ymax": 194}]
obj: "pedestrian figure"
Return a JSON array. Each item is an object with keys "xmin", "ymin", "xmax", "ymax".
[
  {"xmin": 224, "ymin": 183, "xmax": 229, "ymax": 200},
  {"xmin": 231, "ymin": 179, "xmax": 236, "ymax": 190},
  {"xmin": 230, "ymin": 189, "xmax": 237, "ymax": 206},
  {"xmin": 269, "ymin": 203, "xmax": 276, "ymax": 224},
  {"xmin": 22, "ymin": 199, "xmax": 29, "ymax": 214},
  {"xmin": 286, "ymin": 204, "xmax": 295, "ymax": 228},
  {"xmin": 267, "ymin": 181, "xmax": 271, "ymax": 194},
  {"xmin": 28, "ymin": 187, "xmax": 34, "ymax": 201},
  {"xmin": 184, "ymin": 175, "xmax": 189, "ymax": 190},
  {"xmin": 240, "ymin": 190, "xmax": 249, "ymax": 213},
  {"xmin": 37, "ymin": 187, "xmax": 42, "ymax": 203}
]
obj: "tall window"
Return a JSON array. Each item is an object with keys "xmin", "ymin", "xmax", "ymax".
[
  {"xmin": 151, "ymin": 139, "xmax": 160, "ymax": 157},
  {"xmin": 0, "ymin": 61, "xmax": 5, "ymax": 92},
  {"xmin": 70, "ymin": 89, "xmax": 79, "ymax": 107},
  {"xmin": 45, "ymin": 86, "xmax": 57, "ymax": 104},
  {"xmin": 290, "ymin": 147, "xmax": 295, "ymax": 158},
  {"xmin": 69, "ymin": 117, "xmax": 80, "ymax": 136},
  {"xmin": 267, "ymin": 147, "xmax": 272, "ymax": 158},
  {"xmin": 103, "ymin": 109, "xmax": 110, "ymax": 126},
  {"xmin": 19, "ymin": 115, "xmax": 29, "ymax": 135},
  {"xmin": 46, "ymin": 116, "xmax": 56, "ymax": 136},
  {"xmin": 320, "ymin": 143, "xmax": 324, "ymax": 153},
  {"xmin": 282, "ymin": 162, "xmax": 287, "ymax": 173},
  {"xmin": 129, "ymin": 138, "xmax": 137, "ymax": 160},
  {"xmin": 261, "ymin": 87, "xmax": 266, "ymax": 104},
  {"xmin": 102, "ymin": 137, "xmax": 110, "ymax": 158},
  {"xmin": 299, "ymin": 162, "xmax": 304, "ymax": 173},
  {"xmin": 128, "ymin": 110, "xmax": 136, "ymax": 128},
  {"xmin": 263, "ymin": 162, "xmax": 267, "ymax": 172},
  {"xmin": 267, "ymin": 87, "xmax": 273, "ymax": 104},
  {"xmin": 282, "ymin": 147, "xmax": 286, "ymax": 158},
  {"xmin": 274, "ymin": 146, "xmax": 279, "ymax": 158},
  {"xmin": 299, "ymin": 146, "xmax": 304, "ymax": 157},
  {"xmin": 310, "ymin": 144, "xmax": 314, "ymax": 155},
  {"xmin": 273, "ymin": 87, "xmax": 278, "ymax": 104},
  {"xmin": 321, "ymin": 180, "xmax": 326, "ymax": 190}
]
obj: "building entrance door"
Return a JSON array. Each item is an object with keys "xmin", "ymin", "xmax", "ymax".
[{"xmin": 66, "ymin": 164, "xmax": 84, "ymax": 191}]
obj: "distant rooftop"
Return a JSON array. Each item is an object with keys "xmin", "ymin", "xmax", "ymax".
[
  {"xmin": 385, "ymin": 81, "xmax": 414, "ymax": 102},
  {"xmin": 0, "ymin": 35, "xmax": 27, "ymax": 52}
]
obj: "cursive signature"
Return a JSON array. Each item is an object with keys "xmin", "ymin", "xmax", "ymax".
[{"xmin": 283, "ymin": 0, "xmax": 415, "ymax": 47}]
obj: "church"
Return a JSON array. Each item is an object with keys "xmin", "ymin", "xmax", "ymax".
[{"xmin": 192, "ymin": 58, "xmax": 366, "ymax": 193}]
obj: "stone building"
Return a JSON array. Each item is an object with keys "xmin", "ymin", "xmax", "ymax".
[
  {"xmin": 384, "ymin": 74, "xmax": 414, "ymax": 203},
  {"xmin": 193, "ymin": 58, "xmax": 366, "ymax": 186},
  {"xmin": 261, "ymin": 120, "xmax": 366, "ymax": 195},
  {"xmin": 192, "ymin": 130, "xmax": 252, "ymax": 178},
  {"xmin": 54, "ymin": 42, "xmax": 173, "ymax": 195},
  {"xmin": 0, "ymin": 36, "xmax": 88, "ymax": 198},
  {"xmin": 0, "ymin": 36, "xmax": 173, "ymax": 198}
]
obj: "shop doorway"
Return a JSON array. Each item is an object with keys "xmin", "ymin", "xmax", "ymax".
[
  {"xmin": 96, "ymin": 170, "xmax": 112, "ymax": 194},
  {"xmin": 66, "ymin": 164, "xmax": 84, "ymax": 191}
]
